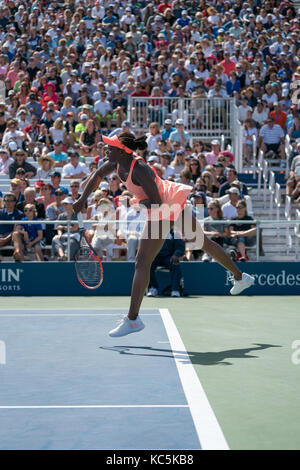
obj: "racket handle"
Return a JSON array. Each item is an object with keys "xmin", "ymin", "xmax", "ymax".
[{"xmin": 77, "ymin": 212, "xmax": 84, "ymax": 229}]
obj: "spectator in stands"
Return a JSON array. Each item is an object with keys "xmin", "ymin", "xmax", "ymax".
[
  {"xmin": 36, "ymin": 154, "xmax": 55, "ymax": 180},
  {"xmin": 238, "ymin": 96, "xmax": 253, "ymax": 123},
  {"xmin": 146, "ymin": 122, "xmax": 162, "ymax": 153},
  {"xmin": 169, "ymin": 119, "xmax": 190, "ymax": 148},
  {"xmin": 269, "ymin": 102, "xmax": 287, "ymax": 130},
  {"xmin": 202, "ymin": 200, "xmax": 229, "ymax": 262},
  {"xmin": 13, "ymin": 203, "xmax": 44, "ymax": 262},
  {"xmin": 159, "ymin": 153, "xmax": 174, "ymax": 179},
  {"xmin": 24, "ymin": 115, "xmax": 41, "ymax": 154},
  {"xmin": 242, "ymin": 118, "xmax": 258, "ymax": 166},
  {"xmin": 51, "ymin": 197, "xmax": 80, "ymax": 261},
  {"xmin": 49, "ymin": 117, "xmax": 67, "ymax": 147},
  {"xmin": 222, "ymin": 187, "xmax": 241, "ymax": 219},
  {"xmin": 37, "ymin": 183, "xmax": 54, "ymax": 210},
  {"xmin": 46, "ymin": 188, "xmax": 66, "ymax": 220},
  {"xmin": 161, "ymin": 119, "xmax": 176, "ymax": 142},
  {"xmin": 0, "ymin": 147, "xmax": 14, "ymax": 175},
  {"xmin": 48, "ymin": 141, "xmax": 68, "ymax": 168},
  {"xmin": 258, "ymin": 117, "xmax": 286, "ymax": 165},
  {"xmin": 61, "ymin": 152, "xmax": 88, "ymax": 180},
  {"xmin": 205, "ymin": 139, "xmax": 221, "ymax": 165},
  {"xmin": 16, "ymin": 187, "xmax": 45, "ymax": 220},
  {"xmin": 228, "ymin": 199, "xmax": 257, "ymax": 262},
  {"xmin": 10, "ymin": 178, "xmax": 24, "ymax": 204},
  {"xmin": 0, "ymin": 192, "xmax": 23, "ymax": 253},
  {"xmin": 252, "ymin": 100, "xmax": 269, "ymax": 128},
  {"xmin": 8, "ymin": 149, "xmax": 37, "ymax": 179},
  {"xmin": 170, "ymin": 149, "xmax": 185, "ymax": 175},
  {"xmin": 288, "ymin": 113, "xmax": 300, "ymax": 141},
  {"xmin": 2, "ymin": 119, "xmax": 25, "ymax": 149},
  {"xmin": 226, "ymin": 71, "xmax": 240, "ymax": 97},
  {"xmin": 147, "ymin": 228, "xmax": 185, "ymax": 298},
  {"xmin": 49, "ymin": 171, "xmax": 69, "ymax": 196},
  {"xmin": 94, "ymin": 91, "xmax": 112, "ymax": 131},
  {"xmin": 218, "ymin": 167, "xmax": 248, "ymax": 198},
  {"xmin": 109, "ymin": 173, "xmax": 122, "ymax": 199},
  {"xmin": 187, "ymin": 158, "xmax": 202, "ymax": 184},
  {"xmin": 79, "ymin": 119, "xmax": 101, "ymax": 158}
]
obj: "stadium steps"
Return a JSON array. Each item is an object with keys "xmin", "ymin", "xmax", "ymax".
[{"xmin": 250, "ymin": 188, "xmax": 299, "ymax": 261}]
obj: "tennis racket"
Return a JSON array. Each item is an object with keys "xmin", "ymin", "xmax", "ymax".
[{"xmin": 74, "ymin": 213, "xmax": 104, "ymax": 290}]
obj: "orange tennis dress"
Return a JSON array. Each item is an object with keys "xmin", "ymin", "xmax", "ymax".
[{"xmin": 117, "ymin": 156, "xmax": 192, "ymax": 221}]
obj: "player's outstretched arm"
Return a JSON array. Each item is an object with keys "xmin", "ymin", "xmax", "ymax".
[{"xmin": 73, "ymin": 161, "xmax": 116, "ymax": 213}]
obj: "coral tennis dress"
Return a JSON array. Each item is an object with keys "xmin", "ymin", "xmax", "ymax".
[{"xmin": 117, "ymin": 156, "xmax": 192, "ymax": 221}]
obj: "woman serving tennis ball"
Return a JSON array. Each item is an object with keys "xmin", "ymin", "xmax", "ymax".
[{"xmin": 73, "ymin": 132, "xmax": 254, "ymax": 337}]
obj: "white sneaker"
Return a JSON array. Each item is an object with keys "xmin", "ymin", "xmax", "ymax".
[
  {"xmin": 171, "ymin": 290, "xmax": 180, "ymax": 297},
  {"xmin": 109, "ymin": 315, "xmax": 145, "ymax": 337},
  {"xmin": 230, "ymin": 272, "xmax": 255, "ymax": 295},
  {"xmin": 147, "ymin": 287, "xmax": 158, "ymax": 297}
]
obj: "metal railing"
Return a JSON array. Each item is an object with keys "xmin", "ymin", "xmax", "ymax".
[
  {"xmin": 235, "ymin": 123, "xmax": 293, "ymax": 176},
  {"xmin": 127, "ymin": 96, "xmax": 237, "ymax": 142},
  {"xmin": 1, "ymin": 218, "xmax": 300, "ymax": 262}
]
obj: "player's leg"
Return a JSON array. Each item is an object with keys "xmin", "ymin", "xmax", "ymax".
[
  {"xmin": 128, "ymin": 218, "xmax": 173, "ymax": 320},
  {"xmin": 176, "ymin": 204, "xmax": 243, "ymax": 280},
  {"xmin": 109, "ymin": 219, "xmax": 173, "ymax": 337}
]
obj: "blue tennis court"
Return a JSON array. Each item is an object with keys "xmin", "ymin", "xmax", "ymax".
[{"xmin": 0, "ymin": 308, "xmax": 228, "ymax": 450}]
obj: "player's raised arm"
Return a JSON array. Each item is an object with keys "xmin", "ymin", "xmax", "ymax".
[{"xmin": 73, "ymin": 161, "xmax": 116, "ymax": 213}]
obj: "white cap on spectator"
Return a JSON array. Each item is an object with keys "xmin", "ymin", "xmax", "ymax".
[
  {"xmin": 148, "ymin": 156, "xmax": 159, "ymax": 162},
  {"xmin": 100, "ymin": 181, "xmax": 109, "ymax": 190},
  {"xmin": 164, "ymin": 119, "xmax": 172, "ymax": 125},
  {"xmin": 211, "ymin": 139, "xmax": 220, "ymax": 146},
  {"xmin": 62, "ymin": 197, "xmax": 74, "ymax": 204},
  {"xmin": 80, "ymin": 114, "xmax": 88, "ymax": 120},
  {"xmin": 176, "ymin": 118, "xmax": 184, "ymax": 125},
  {"xmin": 227, "ymin": 187, "xmax": 240, "ymax": 195},
  {"xmin": 8, "ymin": 141, "xmax": 18, "ymax": 151}
]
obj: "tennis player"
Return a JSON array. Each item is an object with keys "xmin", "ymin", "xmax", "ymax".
[{"xmin": 73, "ymin": 132, "xmax": 254, "ymax": 337}]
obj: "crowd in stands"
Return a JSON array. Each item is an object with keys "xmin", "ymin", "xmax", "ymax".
[{"xmin": 0, "ymin": 0, "xmax": 299, "ymax": 269}]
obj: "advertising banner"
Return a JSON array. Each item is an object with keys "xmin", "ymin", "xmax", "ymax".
[{"xmin": 0, "ymin": 262, "xmax": 299, "ymax": 296}]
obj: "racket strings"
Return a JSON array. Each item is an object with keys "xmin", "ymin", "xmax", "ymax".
[{"xmin": 76, "ymin": 243, "xmax": 102, "ymax": 287}]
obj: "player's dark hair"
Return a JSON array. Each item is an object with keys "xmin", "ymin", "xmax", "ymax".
[{"xmin": 118, "ymin": 132, "xmax": 148, "ymax": 151}]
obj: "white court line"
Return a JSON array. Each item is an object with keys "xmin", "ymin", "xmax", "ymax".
[
  {"xmin": 160, "ymin": 308, "xmax": 229, "ymax": 451},
  {"xmin": 0, "ymin": 313, "xmax": 160, "ymax": 317},
  {"xmin": 0, "ymin": 405, "xmax": 188, "ymax": 409},
  {"xmin": 0, "ymin": 308, "xmax": 158, "ymax": 311}
]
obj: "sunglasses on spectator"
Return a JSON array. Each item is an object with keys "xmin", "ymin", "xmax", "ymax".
[
  {"xmin": 70, "ymin": 185, "xmax": 79, "ymax": 188},
  {"xmin": 110, "ymin": 177, "xmax": 118, "ymax": 181},
  {"xmin": 24, "ymin": 209, "xmax": 34, "ymax": 212},
  {"xmin": 4, "ymin": 198, "xmax": 16, "ymax": 202},
  {"xmin": 208, "ymin": 207, "xmax": 217, "ymax": 210},
  {"xmin": 190, "ymin": 162, "xmax": 199, "ymax": 166}
]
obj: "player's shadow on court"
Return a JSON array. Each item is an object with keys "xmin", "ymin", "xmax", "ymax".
[{"xmin": 99, "ymin": 343, "xmax": 281, "ymax": 366}]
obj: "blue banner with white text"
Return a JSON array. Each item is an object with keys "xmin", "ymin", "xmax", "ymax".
[{"xmin": 0, "ymin": 262, "xmax": 299, "ymax": 296}]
